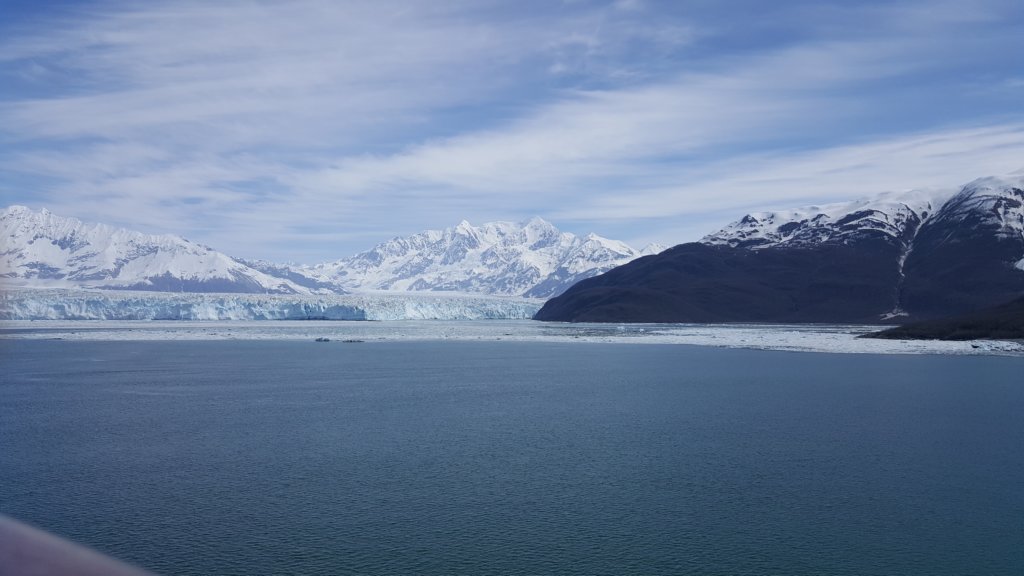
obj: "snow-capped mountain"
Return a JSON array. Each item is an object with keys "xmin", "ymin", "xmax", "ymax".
[
  {"xmin": 0, "ymin": 206, "xmax": 314, "ymax": 294},
  {"xmin": 702, "ymin": 176, "xmax": 1023, "ymax": 254},
  {"xmin": 924, "ymin": 176, "xmax": 1024, "ymax": 249},
  {"xmin": 701, "ymin": 188, "xmax": 950, "ymax": 250},
  {"xmin": 1, "ymin": 206, "xmax": 660, "ymax": 299},
  {"xmin": 538, "ymin": 174, "xmax": 1024, "ymax": 323},
  {"xmin": 701, "ymin": 175, "xmax": 1024, "ymax": 280},
  {"xmin": 295, "ymin": 217, "xmax": 663, "ymax": 298}
]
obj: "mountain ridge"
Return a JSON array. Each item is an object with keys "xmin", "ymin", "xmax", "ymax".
[
  {"xmin": 292, "ymin": 216, "xmax": 664, "ymax": 298},
  {"xmin": 1, "ymin": 207, "xmax": 659, "ymax": 298},
  {"xmin": 0, "ymin": 205, "xmax": 313, "ymax": 294},
  {"xmin": 536, "ymin": 174, "xmax": 1024, "ymax": 323}
]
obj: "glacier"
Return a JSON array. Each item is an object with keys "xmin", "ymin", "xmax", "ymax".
[{"xmin": 0, "ymin": 289, "xmax": 543, "ymax": 321}]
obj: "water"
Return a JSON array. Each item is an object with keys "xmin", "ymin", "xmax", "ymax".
[{"xmin": 1, "ymin": 339, "xmax": 1022, "ymax": 575}]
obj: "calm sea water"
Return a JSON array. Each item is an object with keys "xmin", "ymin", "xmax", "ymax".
[{"xmin": 1, "ymin": 339, "xmax": 1022, "ymax": 575}]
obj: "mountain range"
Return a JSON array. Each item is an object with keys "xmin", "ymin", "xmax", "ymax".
[
  {"xmin": 282, "ymin": 217, "xmax": 663, "ymax": 298},
  {"xmin": 0, "ymin": 207, "xmax": 661, "ymax": 299},
  {"xmin": 536, "ymin": 175, "xmax": 1024, "ymax": 323},
  {"xmin": 7, "ymin": 173, "xmax": 1022, "ymax": 323},
  {"xmin": 0, "ymin": 206, "xmax": 309, "ymax": 294}
]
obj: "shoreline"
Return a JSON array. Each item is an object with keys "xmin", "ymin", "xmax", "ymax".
[{"xmin": 3, "ymin": 319, "xmax": 1022, "ymax": 357}]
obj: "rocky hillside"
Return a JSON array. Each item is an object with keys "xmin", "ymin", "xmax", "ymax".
[{"xmin": 536, "ymin": 175, "xmax": 1024, "ymax": 323}]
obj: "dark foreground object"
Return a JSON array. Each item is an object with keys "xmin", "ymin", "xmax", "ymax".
[
  {"xmin": 865, "ymin": 295, "xmax": 1024, "ymax": 340},
  {"xmin": 0, "ymin": 515, "xmax": 152, "ymax": 576}
]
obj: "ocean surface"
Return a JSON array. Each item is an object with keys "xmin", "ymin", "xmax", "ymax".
[{"xmin": 1, "ymin": 338, "xmax": 1023, "ymax": 575}]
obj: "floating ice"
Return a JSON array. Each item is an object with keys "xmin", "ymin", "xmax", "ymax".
[{"xmin": 2, "ymin": 315, "xmax": 1022, "ymax": 357}]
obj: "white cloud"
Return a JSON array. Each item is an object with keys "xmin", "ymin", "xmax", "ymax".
[
  {"xmin": 273, "ymin": 36, "xmax": 975, "ymax": 214},
  {"xmin": 1, "ymin": 0, "xmax": 1022, "ymax": 261},
  {"xmin": 555, "ymin": 123, "xmax": 1024, "ymax": 219}
]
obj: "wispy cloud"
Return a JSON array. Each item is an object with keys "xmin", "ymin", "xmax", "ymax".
[
  {"xmin": 1, "ymin": 0, "xmax": 1021, "ymax": 261},
  {"xmin": 557, "ymin": 123, "xmax": 1024, "ymax": 220}
]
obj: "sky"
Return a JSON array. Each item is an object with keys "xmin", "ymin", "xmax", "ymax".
[{"xmin": 1, "ymin": 0, "xmax": 1022, "ymax": 263}]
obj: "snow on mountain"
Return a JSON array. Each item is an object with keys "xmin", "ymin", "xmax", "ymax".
[
  {"xmin": 931, "ymin": 176, "xmax": 1024, "ymax": 241},
  {"xmin": 702, "ymin": 175, "xmax": 1024, "ymax": 252},
  {"xmin": 539, "ymin": 174, "xmax": 1024, "ymax": 325},
  {"xmin": 639, "ymin": 243, "xmax": 667, "ymax": 256},
  {"xmin": 294, "ymin": 217, "xmax": 661, "ymax": 298},
  {"xmin": 905, "ymin": 174, "xmax": 1024, "ymax": 288},
  {"xmin": 0, "ymin": 206, "xmax": 313, "ymax": 294},
  {"xmin": 699, "ymin": 175, "xmax": 1024, "ymax": 319},
  {"xmin": 701, "ymin": 188, "xmax": 953, "ymax": 250},
  {"xmin": 0, "ymin": 206, "xmax": 658, "ymax": 300},
  {"xmin": 0, "ymin": 289, "xmax": 541, "ymax": 321}
]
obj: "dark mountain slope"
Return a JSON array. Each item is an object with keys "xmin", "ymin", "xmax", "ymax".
[
  {"xmin": 864, "ymin": 296, "xmax": 1024, "ymax": 340},
  {"xmin": 536, "ymin": 175, "xmax": 1024, "ymax": 323},
  {"xmin": 535, "ymin": 241, "xmax": 902, "ymax": 323},
  {"xmin": 900, "ymin": 183, "xmax": 1024, "ymax": 318}
]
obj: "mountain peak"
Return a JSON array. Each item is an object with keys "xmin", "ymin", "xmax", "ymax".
[
  {"xmin": 702, "ymin": 186, "xmax": 956, "ymax": 250},
  {"xmin": 1, "ymin": 207, "xmax": 658, "ymax": 299},
  {"xmin": 520, "ymin": 216, "xmax": 558, "ymax": 236},
  {"xmin": 0, "ymin": 205, "xmax": 313, "ymax": 295},
  {"xmin": 540, "ymin": 173, "xmax": 1024, "ymax": 324},
  {"xmin": 522, "ymin": 215, "xmax": 553, "ymax": 227},
  {"xmin": 640, "ymin": 243, "xmax": 666, "ymax": 256},
  {"xmin": 963, "ymin": 173, "xmax": 1024, "ymax": 190},
  {"xmin": 935, "ymin": 174, "xmax": 1024, "ymax": 239},
  {"xmin": 3, "ymin": 205, "xmax": 33, "ymax": 215},
  {"xmin": 291, "ymin": 217, "xmax": 650, "ymax": 298}
]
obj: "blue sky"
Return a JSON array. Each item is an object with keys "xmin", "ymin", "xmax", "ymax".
[{"xmin": 1, "ymin": 0, "xmax": 1022, "ymax": 262}]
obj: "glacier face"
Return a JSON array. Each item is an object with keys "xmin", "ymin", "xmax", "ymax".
[{"xmin": 0, "ymin": 289, "xmax": 542, "ymax": 321}]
